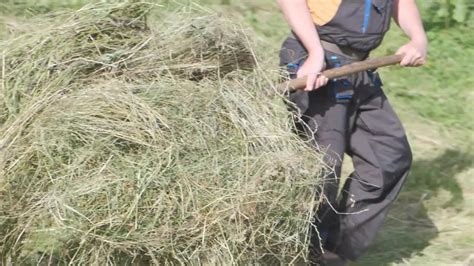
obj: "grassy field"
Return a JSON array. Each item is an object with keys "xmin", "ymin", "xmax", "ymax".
[{"xmin": 1, "ymin": 0, "xmax": 473, "ymax": 265}]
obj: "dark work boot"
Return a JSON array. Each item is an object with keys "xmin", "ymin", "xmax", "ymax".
[
  {"xmin": 309, "ymin": 249, "xmax": 348, "ymax": 266},
  {"xmin": 321, "ymin": 250, "xmax": 348, "ymax": 266}
]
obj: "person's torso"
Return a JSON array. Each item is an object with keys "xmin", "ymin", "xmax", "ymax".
[{"xmin": 307, "ymin": 0, "xmax": 394, "ymax": 52}]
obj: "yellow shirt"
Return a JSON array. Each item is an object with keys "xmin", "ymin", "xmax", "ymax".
[{"xmin": 307, "ymin": 0, "xmax": 342, "ymax": 25}]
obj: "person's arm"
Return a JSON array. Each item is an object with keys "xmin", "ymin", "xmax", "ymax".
[
  {"xmin": 393, "ymin": 0, "xmax": 428, "ymax": 67},
  {"xmin": 277, "ymin": 0, "xmax": 328, "ymax": 91}
]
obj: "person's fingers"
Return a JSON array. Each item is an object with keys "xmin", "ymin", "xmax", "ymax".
[
  {"xmin": 322, "ymin": 76, "xmax": 329, "ymax": 86},
  {"xmin": 401, "ymin": 52, "xmax": 416, "ymax": 66},
  {"xmin": 415, "ymin": 52, "xmax": 426, "ymax": 66},
  {"xmin": 400, "ymin": 53, "xmax": 410, "ymax": 66},
  {"xmin": 413, "ymin": 57, "xmax": 425, "ymax": 66},
  {"xmin": 314, "ymin": 76, "xmax": 324, "ymax": 89},
  {"xmin": 406, "ymin": 49, "xmax": 426, "ymax": 67},
  {"xmin": 305, "ymin": 74, "xmax": 317, "ymax": 91},
  {"xmin": 314, "ymin": 75, "xmax": 329, "ymax": 89},
  {"xmin": 413, "ymin": 52, "xmax": 423, "ymax": 64},
  {"xmin": 397, "ymin": 43, "xmax": 427, "ymax": 67},
  {"xmin": 409, "ymin": 55, "xmax": 418, "ymax": 66},
  {"xmin": 396, "ymin": 46, "xmax": 407, "ymax": 56},
  {"xmin": 410, "ymin": 54, "xmax": 422, "ymax": 66},
  {"xmin": 312, "ymin": 74, "xmax": 325, "ymax": 90},
  {"xmin": 315, "ymin": 77, "xmax": 322, "ymax": 89},
  {"xmin": 397, "ymin": 45, "xmax": 413, "ymax": 66}
]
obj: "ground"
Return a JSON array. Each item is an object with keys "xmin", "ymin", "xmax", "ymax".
[{"xmin": 1, "ymin": 1, "xmax": 473, "ymax": 265}]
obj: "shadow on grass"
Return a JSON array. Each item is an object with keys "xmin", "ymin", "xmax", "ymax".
[{"xmin": 355, "ymin": 149, "xmax": 473, "ymax": 266}]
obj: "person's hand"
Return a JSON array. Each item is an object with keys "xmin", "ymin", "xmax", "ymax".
[
  {"xmin": 396, "ymin": 39, "xmax": 428, "ymax": 67},
  {"xmin": 297, "ymin": 52, "xmax": 328, "ymax": 91}
]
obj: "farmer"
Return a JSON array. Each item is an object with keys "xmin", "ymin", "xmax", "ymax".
[{"xmin": 277, "ymin": 0, "xmax": 428, "ymax": 264}]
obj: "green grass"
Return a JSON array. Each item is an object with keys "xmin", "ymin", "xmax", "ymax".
[
  {"xmin": 375, "ymin": 26, "xmax": 474, "ymax": 134},
  {"xmin": 1, "ymin": 0, "xmax": 473, "ymax": 265}
]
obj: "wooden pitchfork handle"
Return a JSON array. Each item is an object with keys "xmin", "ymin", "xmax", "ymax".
[{"xmin": 282, "ymin": 54, "xmax": 403, "ymax": 92}]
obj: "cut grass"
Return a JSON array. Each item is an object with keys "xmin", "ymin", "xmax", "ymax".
[{"xmin": 0, "ymin": 3, "xmax": 325, "ymax": 264}]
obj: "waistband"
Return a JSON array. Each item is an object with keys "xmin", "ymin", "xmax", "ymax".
[
  {"xmin": 289, "ymin": 32, "xmax": 369, "ymax": 61},
  {"xmin": 320, "ymin": 40, "xmax": 368, "ymax": 61}
]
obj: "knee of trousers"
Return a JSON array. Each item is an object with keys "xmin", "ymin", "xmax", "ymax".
[
  {"xmin": 373, "ymin": 137, "xmax": 413, "ymax": 198},
  {"xmin": 352, "ymin": 137, "xmax": 412, "ymax": 200},
  {"xmin": 385, "ymin": 138, "xmax": 413, "ymax": 178}
]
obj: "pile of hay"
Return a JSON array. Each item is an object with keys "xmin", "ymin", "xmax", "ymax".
[{"xmin": 0, "ymin": 2, "xmax": 324, "ymax": 264}]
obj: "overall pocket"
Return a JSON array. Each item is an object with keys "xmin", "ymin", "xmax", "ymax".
[
  {"xmin": 279, "ymin": 36, "xmax": 310, "ymax": 113},
  {"xmin": 279, "ymin": 37, "xmax": 308, "ymax": 66},
  {"xmin": 279, "ymin": 36, "xmax": 308, "ymax": 79},
  {"xmin": 365, "ymin": 0, "xmax": 393, "ymax": 34}
]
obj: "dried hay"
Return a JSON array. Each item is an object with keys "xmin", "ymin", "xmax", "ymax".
[{"xmin": 0, "ymin": 2, "xmax": 324, "ymax": 264}]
